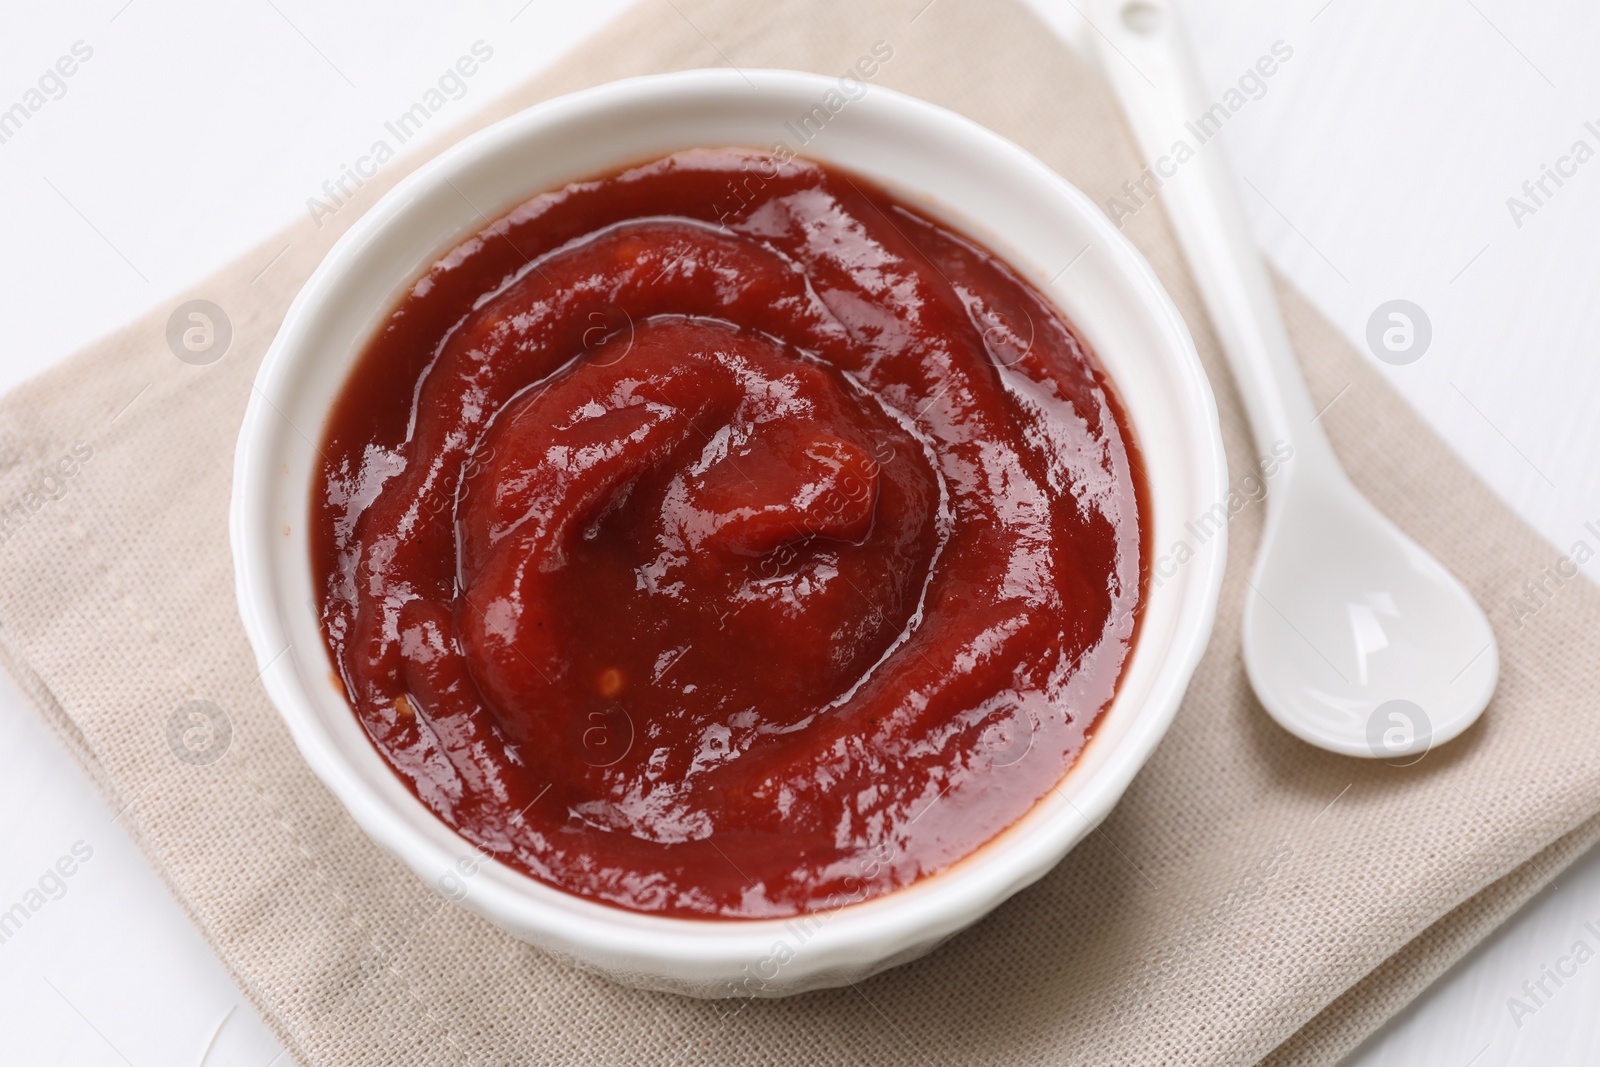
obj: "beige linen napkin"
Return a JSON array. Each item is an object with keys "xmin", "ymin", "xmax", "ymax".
[{"xmin": 3, "ymin": 0, "xmax": 1598, "ymax": 1063}]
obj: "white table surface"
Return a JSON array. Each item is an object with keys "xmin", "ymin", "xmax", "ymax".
[{"xmin": 2, "ymin": 1, "xmax": 1596, "ymax": 1063}]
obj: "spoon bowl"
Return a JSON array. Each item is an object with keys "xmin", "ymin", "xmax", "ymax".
[{"xmin": 1244, "ymin": 471, "xmax": 1497, "ymax": 757}]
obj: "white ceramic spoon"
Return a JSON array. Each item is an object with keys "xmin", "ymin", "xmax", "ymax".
[{"xmin": 1088, "ymin": 0, "xmax": 1498, "ymax": 757}]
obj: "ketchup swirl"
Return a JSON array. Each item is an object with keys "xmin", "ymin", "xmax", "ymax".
[{"xmin": 314, "ymin": 149, "xmax": 1146, "ymax": 917}]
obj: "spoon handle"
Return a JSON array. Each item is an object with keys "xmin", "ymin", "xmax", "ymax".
[{"xmin": 1088, "ymin": 0, "xmax": 1339, "ymax": 492}]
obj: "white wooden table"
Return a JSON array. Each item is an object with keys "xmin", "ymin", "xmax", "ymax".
[{"xmin": 2, "ymin": 1, "xmax": 1595, "ymax": 1062}]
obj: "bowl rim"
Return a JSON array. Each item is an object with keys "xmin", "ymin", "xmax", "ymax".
[{"xmin": 231, "ymin": 66, "xmax": 1228, "ymax": 989}]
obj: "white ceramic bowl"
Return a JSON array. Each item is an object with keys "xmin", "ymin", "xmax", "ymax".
[{"xmin": 231, "ymin": 68, "xmax": 1227, "ymax": 998}]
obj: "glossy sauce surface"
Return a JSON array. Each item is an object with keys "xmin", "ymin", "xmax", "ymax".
[{"xmin": 313, "ymin": 149, "xmax": 1147, "ymax": 918}]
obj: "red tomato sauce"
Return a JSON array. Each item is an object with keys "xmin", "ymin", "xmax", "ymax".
[{"xmin": 312, "ymin": 148, "xmax": 1147, "ymax": 918}]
